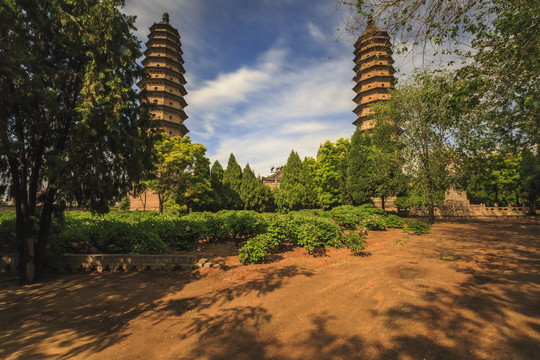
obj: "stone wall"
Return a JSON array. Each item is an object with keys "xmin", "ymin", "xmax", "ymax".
[
  {"xmin": 1, "ymin": 253, "xmax": 200, "ymax": 273},
  {"xmin": 401, "ymin": 204, "xmax": 528, "ymax": 218}
]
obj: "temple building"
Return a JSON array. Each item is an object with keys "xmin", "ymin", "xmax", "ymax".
[
  {"xmin": 139, "ymin": 12, "xmax": 189, "ymax": 137},
  {"xmin": 352, "ymin": 16, "xmax": 395, "ymax": 131}
]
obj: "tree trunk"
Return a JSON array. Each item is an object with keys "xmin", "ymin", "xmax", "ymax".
[
  {"xmin": 35, "ymin": 188, "xmax": 56, "ymax": 281},
  {"xmin": 15, "ymin": 200, "xmax": 36, "ymax": 284},
  {"xmin": 381, "ymin": 196, "xmax": 386, "ymax": 210},
  {"xmin": 428, "ymin": 204, "xmax": 435, "ymax": 222}
]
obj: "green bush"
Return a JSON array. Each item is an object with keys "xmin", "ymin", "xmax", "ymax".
[
  {"xmin": 290, "ymin": 214, "xmax": 341, "ymax": 253},
  {"xmin": 404, "ymin": 220, "xmax": 432, "ymax": 235},
  {"xmin": 0, "ymin": 211, "xmax": 17, "ymax": 252},
  {"xmin": 340, "ymin": 231, "xmax": 368, "ymax": 256},
  {"xmin": 385, "ymin": 214, "xmax": 404, "ymax": 228},
  {"xmin": 363, "ymin": 214, "xmax": 386, "ymax": 231},
  {"xmin": 238, "ymin": 233, "xmax": 281, "ymax": 264}
]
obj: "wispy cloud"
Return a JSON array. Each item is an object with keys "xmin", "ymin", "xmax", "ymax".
[
  {"xmin": 307, "ymin": 21, "xmax": 329, "ymax": 43},
  {"xmin": 187, "ymin": 42, "xmax": 356, "ymax": 176}
]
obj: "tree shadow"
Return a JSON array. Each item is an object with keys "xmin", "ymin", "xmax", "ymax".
[{"xmin": 0, "ymin": 270, "xmax": 199, "ymax": 359}]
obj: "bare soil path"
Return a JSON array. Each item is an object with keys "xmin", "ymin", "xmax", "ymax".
[{"xmin": 1, "ymin": 219, "xmax": 539, "ymax": 359}]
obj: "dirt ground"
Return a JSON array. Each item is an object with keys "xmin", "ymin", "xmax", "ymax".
[{"xmin": 1, "ymin": 219, "xmax": 539, "ymax": 360}]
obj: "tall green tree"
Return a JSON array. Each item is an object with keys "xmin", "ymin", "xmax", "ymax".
[
  {"xmin": 339, "ymin": 0, "xmax": 539, "ymax": 147},
  {"xmin": 275, "ymin": 151, "xmax": 304, "ymax": 211},
  {"xmin": 209, "ymin": 160, "xmax": 225, "ymax": 211},
  {"xmin": 346, "ymin": 129, "xmax": 375, "ymax": 205},
  {"xmin": 240, "ymin": 164, "xmax": 275, "ymax": 212},
  {"xmin": 222, "ymin": 153, "xmax": 243, "ymax": 210},
  {"xmin": 375, "ymin": 72, "xmax": 457, "ymax": 220},
  {"xmin": 0, "ymin": 0, "xmax": 155, "ymax": 283},
  {"xmin": 371, "ymin": 104, "xmax": 406, "ymax": 209},
  {"xmin": 315, "ymin": 138, "xmax": 350, "ymax": 209},
  {"xmin": 301, "ymin": 157, "xmax": 319, "ymax": 209},
  {"xmin": 521, "ymin": 148, "xmax": 540, "ymax": 215},
  {"xmin": 276, "ymin": 151, "xmax": 319, "ymax": 211},
  {"xmin": 240, "ymin": 164, "xmax": 259, "ymax": 210}
]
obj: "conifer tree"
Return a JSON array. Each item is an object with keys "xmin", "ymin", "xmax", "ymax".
[
  {"xmin": 315, "ymin": 138, "xmax": 350, "ymax": 209},
  {"xmin": 222, "ymin": 153, "xmax": 243, "ymax": 209},
  {"xmin": 301, "ymin": 157, "xmax": 319, "ymax": 208},
  {"xmin": 276, "ymin": 150, "xmax": 317, "ymax": 210},
  {"xmin": 240, "ymin": 164, "xmax": 258, "ymax": 210},
  {"xmin": 346, "ymin": 129, "xmax": 375, "ymax": 205},
  {"xmin": 275, "ymin": 151, "xmax": 303, "ymax": 210},
  {"xmin": 209, "ymin": 160, "xmax": 224, "ymax": 211}
]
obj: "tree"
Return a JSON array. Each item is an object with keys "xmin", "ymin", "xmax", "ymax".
[
  {"xmin": 240, "ymin": 164, "xmax": 275, "ymax": 212},
  {"xmin": 144, "ymin": 136, "xmax": 210, "ymax": 213},
  {"xmin": 222, "ymin": 153, "xmax": 243, "ymax": 210},
  {"xmin": 315, "ymin": 138, "xmax": 350, "ymax": 209},
  {"xmin": 275, "ymin": 151, "xmax": 319, "ymax": 211},
  {"xmin": 209, "ymin": 160, "xmax": 225, "ymax": 211},
  {"xmin": 301, "ymin": 157, "xmax": 320, "ymax": 209},
  {"xmin": 521, "ymin": 148, "xmax": 540, "ymax": 215},
  {"xmin": 0, "ymin": 0, "xmax": 155, "ymax": 283},
  {"xmin": 375, "ymin": 72, "xmax": 457, "ymax": 220},
  {"xmin": 346, "ymin": 129, "xmax": 375, "ymax": 205},
  {"xmin": 275, "ymin": 151, "xmax": 304, "ymax": 211},
  {"xmin": 338, "ymin": 0, "xmax": 539, "ymax": 147},
  {"xmin": 371, "ymin": 104, "xmax": 406, "ymax": 209}
]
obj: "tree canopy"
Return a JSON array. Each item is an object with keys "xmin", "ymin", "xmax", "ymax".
[{"xmin": 0, "ymin": 0, "xmax": 155, "ymax": 283}]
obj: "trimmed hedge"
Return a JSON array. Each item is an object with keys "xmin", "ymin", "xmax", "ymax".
[{"xmin": 0, "ymin": 206, "xmax": 412, "ymax": 265}]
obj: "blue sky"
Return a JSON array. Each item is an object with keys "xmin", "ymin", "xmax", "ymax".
[{"xmin": 123, "ymin": 0, "xmax": 404, "ymax": 176}]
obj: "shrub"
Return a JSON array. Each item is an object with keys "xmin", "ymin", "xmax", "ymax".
[
  {"xmin": 340, "ymin": 231, "xmax": 368, "ymax": 256},
  {"xmin": 404, "ymin": 220, "xmax": 432, "ymax": 235},
  {"xmin": 363, "ymin": 214, "xmax": 386, "ymax": 231},
  {"xmin": 238, "ymin": 233, "xmax": 281, "ymax": 264},
  {"xmin": 0, "ymin": 211, "xmax": 17, "ymax": 252},
  {"xmin": 289, "ymin": 213, "xmax": 341, "ymax": 252},
  {"xmin": 385, "ymin": 214, "xmax": 404, "ymax": 228}
]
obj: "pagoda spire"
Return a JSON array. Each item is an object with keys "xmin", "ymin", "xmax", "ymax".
[
  {"xmin": 139, "ymin": 14, "xmax": 189, "ymax": 137},
  {"xmin": 351, "ymin": 16, "xmax": 395, "ymax": 131}
]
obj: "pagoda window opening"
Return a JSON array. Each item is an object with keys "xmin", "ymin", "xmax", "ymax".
[{"xmin": 154, "ymin": 87, "xmax": 158, "ymax": 90}]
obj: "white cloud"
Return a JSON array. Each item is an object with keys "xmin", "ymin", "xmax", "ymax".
[
  {"xmin": 188, "ymin": 47, "xmax": 288, "ymax": 107},
  {"xmin": 307, "ymin": 21, "xmax": 328, "ymax": 43},
  {"xmin": 187, "ymin": 41, "xmax": 357, "ymax": 176}
]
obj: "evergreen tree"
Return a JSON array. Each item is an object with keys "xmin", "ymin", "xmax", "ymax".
[
  {"xmin": 275, "ymin": 151, "xmax": 304, "ymax": 210},
  {"xmin": 240, "ymin": 164, "xmax": 259, "ymax": 210},
  {"xmin": 239, "ymin": 164, "xmax": 275, "ymax": 211},
  {"xmin": 315, "ymin": 138, "xmax": 350, "ymax": 209},
  {"xmin": 275, "ymin": 150, "xmax": 318, "ymax": 210},
  {"xmin": 301, "ymin": 157, "xmax": 319, "ymax": 208},
  {"xmin": 346, "ymin": 129, "xmax": 375, "ymax": 205},
  {"xmin": 222, "ymin": 153, "xmax": 243, "ymax": 209},
  {"xmin": 370, "ymin": 109, "xmax": 406, "ymax": 209},
  {"xmin": 209, "ymin": 160, "xmax": 224, "ymax": 211}
]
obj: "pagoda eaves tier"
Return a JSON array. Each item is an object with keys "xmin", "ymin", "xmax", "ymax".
[
  {"xmin": 140, "ymin": 13, "xmax": 189, "ymax": 137},
  {"xmin": 352, "ymin": 17, "xmax": 395, "ymax": 132}
]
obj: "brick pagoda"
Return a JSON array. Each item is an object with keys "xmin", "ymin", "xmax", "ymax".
[
  {"xmin": 130, "ymin": 13, "xmax": 188, "ymax": 211},
  {"xmin": 352, "ymin": 16, "xmax": 395, "ymax": 131},
  {"xmin": 139, "ymin": 12, "xmax": 188, "ymax": 137}
]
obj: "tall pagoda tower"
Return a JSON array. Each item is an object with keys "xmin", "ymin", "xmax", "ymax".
[
  {"xmin": 352, "ymin": 17, "xmax": 395, "ymax": 131},
  {"xmin": 139, "ymin": 12, "xmax": 188, "ymax": 137}
]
